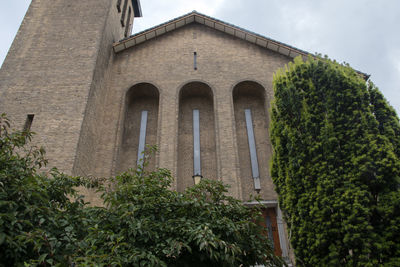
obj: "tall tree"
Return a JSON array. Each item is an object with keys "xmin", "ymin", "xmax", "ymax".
[{"xmin": 270, "ymin": 57, "xmax": 400, "ymax": 266}]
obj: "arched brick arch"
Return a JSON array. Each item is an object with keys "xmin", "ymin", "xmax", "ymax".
[
  {"xmin": 232, "ymin": 81, "xmax": 275, "ymax": 200},
  {"xmin": 177, "ymin": 81, "xmax": 217, "ymax": 191},
  {"xmin": 116, "ymin": 82, "xmax": 160, "ymax": 173}
]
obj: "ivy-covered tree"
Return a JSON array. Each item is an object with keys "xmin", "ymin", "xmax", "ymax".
[
  {"xmin": 0, "ymin": 114, "xmax": 283, "ymax": 266},
  {"xmin": 270, "ymin": 57, "xmax": 400, "ymax": 266}
]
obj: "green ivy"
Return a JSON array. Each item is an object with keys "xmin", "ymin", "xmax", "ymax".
[{"xmin": 270, "ymin": 57, "xmax": 400, "ymax": 266}]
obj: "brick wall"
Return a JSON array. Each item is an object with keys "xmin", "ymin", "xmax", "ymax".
[
  {"xmin": 1, "ymin": 7, "xmax": 295, "ymax": 261},
  {"xmin": 177, "ymin": 82, "xmax": 218, "ymax": 191},
  {"xmin": 116, "ymin": 83, "xmax": 159, "ymax": 173},
  {"xmin": 1, "ymin": 2, "xmax": 291, "ymax": 200},
  {"xmin": 233, "ymin": 81, "xmax": 276, "ymax": 200},
  {"xmin": 84, "ymin": 23, "xmax": 292, "ymax": 200},
  {"xmin": 73, "ymin": 0, "xmax": 134, "ymax": 179},
  {"xmin": 0, "ymin": 0, "xmax": 133, "ymax": 176}
]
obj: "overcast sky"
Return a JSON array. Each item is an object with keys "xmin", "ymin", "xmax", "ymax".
[{"xmin": 1, "ymin": 0, "xmax": 399, "ymax": 114}]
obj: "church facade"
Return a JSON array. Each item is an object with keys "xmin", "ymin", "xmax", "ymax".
[{"xmin": 0, "ymin": 0, "xmax": 315, "ymax": 264}]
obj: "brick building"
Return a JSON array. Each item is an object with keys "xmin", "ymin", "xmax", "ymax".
[{"xmin": 0, "ymin": 0, "xmax": 316, "ymax": 264}]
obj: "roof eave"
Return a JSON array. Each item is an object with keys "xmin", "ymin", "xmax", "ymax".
[
  {"xmin": 113, "ymin": 11, "xmax": 369, "ymax": 78},
  {"xmin": 113, "ymin": 11, "xmax": 310, "ymax": 61}
]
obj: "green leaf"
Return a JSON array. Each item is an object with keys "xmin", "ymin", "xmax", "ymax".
[
  {"xmin": 38, "ymin": 253, "xmax": 48, "ymax": 263},
  {"xmin": 0, "ymin": 232, "xmax": 5, "ymax": 245}
]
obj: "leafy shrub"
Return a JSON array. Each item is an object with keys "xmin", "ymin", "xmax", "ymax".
[{"xmin": 0, "ymin": 114, "xmax": 283, "ymax": 266}]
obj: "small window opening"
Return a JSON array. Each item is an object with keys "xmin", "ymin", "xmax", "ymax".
[
  {"xmin": 193, "ymin": 109, "xmax": 201, "ymax": 176},
  {"xmin": 23, "ymin": 114, "xmax": 34, "ymax": 132},
  {"xmin": 194, "ymin": 52, "xmax": 197, "ymax": 70},
  {"xmin": 265, "ymin": 215, "xmax": 275, "ymax": 249},
  {"xmin": 116, "ymin": 0, "xmax": 122, "ymax": 12},
  {"xmin": 137, "ymin": 110, "xmax": 148, "ymax": 167},
  {"xmin": 120, "ymin": 0, "xmax": 128, "ymax": 26},
  {"xmin": 244, "ymin": 109, "xmax": 261, "ymax": 192},
  {"xmin": 124, "ymin": 7, "xmax": 132, "ymax": 37}
]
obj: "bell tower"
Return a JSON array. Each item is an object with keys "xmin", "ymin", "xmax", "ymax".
[{"xmin": 0, "ymin": 0, "xmax": 142, "ymax": 174}]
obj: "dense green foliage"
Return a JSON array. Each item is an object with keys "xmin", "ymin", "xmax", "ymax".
[
  {"xmin": 0, "ymin": 114, "xmax": 95, "ymax": 266},
  {"xmin": 0, "ymin": 114, "xmax": 283, "ymax": 266},
  {"xmin": 0, "ymin": 114, "xmax": 90, "ymax": 266},
  {"xmin": 270, "ymin": 57, "xmax": 400, "ymax": 266},
  {"xmin": 75, "ymin": 163, "xmax": 280, "ymax": 266}
]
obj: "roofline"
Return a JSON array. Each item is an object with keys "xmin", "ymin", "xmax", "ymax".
[
  {"xmin": 132, "ymin": 0, "xmax": 142, "ymax": 17},
  {"xmin": 114, "ymin": 10, "xmax": 369, "ymax": 79},
  {"xmin": 114, "ymin": 11, "xmax": 310, "ymax": 58}
]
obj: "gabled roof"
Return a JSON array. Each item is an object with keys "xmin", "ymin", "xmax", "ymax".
[
  {"xmin": 113, "ymin": 10, "xmax": 310, "ymax": 60},
  {"xmin": 113, "ymin": 10, "xmax": 369, "ymax": 79}
]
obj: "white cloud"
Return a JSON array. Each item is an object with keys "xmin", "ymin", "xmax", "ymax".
[
  {"xmin": 213, "ymin": 0, "xmax": 400, "ymax": 114},
  {"xmin": 133, "ymin": 0, "xmax": 224, "ymax": 33},
  {"xmin": 1, "ymin": 0, "xmax": 400, "ymax": 114}
]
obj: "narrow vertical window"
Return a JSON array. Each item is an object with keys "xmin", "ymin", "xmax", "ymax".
[
  {"xmin": 265, "ymin": 215, "xmax": 275, "ymax": 249},
  {"xmin": 23, "ymin": 114, "xmax": 34, "ymax": 132},
  {"xmin": 124, "ymin": 7, "xmax": 132, "ymax": 37},
  {"xmin": 116, "ymin": 0, "xmax": 122, "ymax": 12},
  {"xmin": 277, "ymin": 207, "xmax": 290, "ymax": 261},
  {"xmin": 244, "ymin": 109, "xmax": 261, "ymax": 191},
  {"xmin": 193, "ymin": 52, "xmax": 197, "ymax": 70},
  {"xmin": 120, "ymin": 0, "xmax": 128, "ymax": 26},
  {"xmin": 193, "ymin": 109, "xmax": 201, "ymax": 176},
  {"xmin": 137, "ymin": 110, "xmax": 148, "ymax": 166}
]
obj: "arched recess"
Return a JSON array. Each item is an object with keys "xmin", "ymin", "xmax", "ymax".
[
  {"xmin": 233, "ymin": 81, "xmax": 273, "ymax": 199},
  {"xmin": 177, "ymin": 82, "xmax": 217, "ymax": 191},
  {"xmin": 116, "ymin": 83, "xmax": 159, "ymax": 173}
]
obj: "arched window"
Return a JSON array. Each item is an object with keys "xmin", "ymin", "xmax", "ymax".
[
  {"xmin": 233, "ymin": 81, "xmax": 274, "ymax": 198},
  {"xmin": 177, "ymin": 82, "xmax": 217, "ymax": 191},
  {"xmin": 116, "ymin": 83, "xmax": 159, "ymax": 173}
]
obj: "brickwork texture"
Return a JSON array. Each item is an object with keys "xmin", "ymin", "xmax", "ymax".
[{"xmin": 0, "ymin": 3, "xmax": 295, "ymax": 261}]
